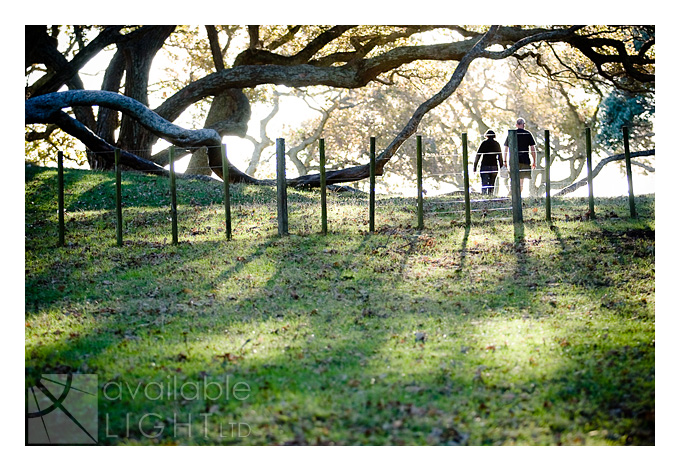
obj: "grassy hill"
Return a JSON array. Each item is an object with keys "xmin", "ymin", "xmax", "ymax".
[{"xmin": 25, "ymin": 165, "xmax": 655, "ymax": 445}]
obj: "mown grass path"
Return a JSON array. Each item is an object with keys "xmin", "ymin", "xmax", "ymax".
[{"xmin": 25, "ymin": 166, "xmax": 654, "ymax": 445}]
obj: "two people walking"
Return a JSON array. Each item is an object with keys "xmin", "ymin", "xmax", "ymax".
[{"xmin": 473, "ymin": 118, "xmax": 537, "ymax": 194}]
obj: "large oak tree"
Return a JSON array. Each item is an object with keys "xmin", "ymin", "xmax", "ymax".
[{"xmin": 25, "ymin": 25, "xmax": 654, "ymax": 187}]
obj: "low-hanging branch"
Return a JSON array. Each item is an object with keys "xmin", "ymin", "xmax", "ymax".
[
  {"xmin": 26, "ymin": 90, "xmax": 221, "ymax": 148},
  {"xmin": 554, "ymin": 149, "xmax": 655, "ymax": 196},
  {"xmin": 25, "ymin": 90, "xmax": 258, "ymax": 183}
]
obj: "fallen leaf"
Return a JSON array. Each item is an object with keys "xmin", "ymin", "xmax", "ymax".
[{"xmin": 214, "ymin": 352, "xmax": 242, "ymax": 362}]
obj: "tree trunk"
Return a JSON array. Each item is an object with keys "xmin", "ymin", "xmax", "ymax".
[
  {"xmin": 116, "ymin": 26, "xmax": 175, "ymax": 160},
  {"xmin": 91, "ymin": 49, "xmax": 126, "ymax": 169},
  {"xmin": 186, "ymin": 91, "xmax": 249, "ymax": 176}
]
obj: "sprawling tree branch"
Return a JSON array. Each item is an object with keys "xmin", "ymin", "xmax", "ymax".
[
  {"xmin": 26, "ymin": 25, "xmax": 654, "ymax": 190},
  {"xmin": 234, "ymin": 26, "xmax": 357, "ymax": 66},
  {"xmin": 54, "ymin": 111, "xmax": 166, "ymax": 172},
  {"xmin": 555, "ymin": 150, "xmax": 655, "ymax": 196},
  {"xmin": 27, "ymin": 91, "xmax": 219, "ymax": 147},
  {"xmin": 289, "ymin": 26, "xmax": 583, "ymax": 187},
  {"xmin": 155, "ymin": 27, "xmax": 596, "ymax": 133},
  {"xmin": 568, "ymin": 35, "xmax": 655, "ymax": 86},
  {"xmin": 25, "ymin": 90, "xmax": 257, "ymax": 182}
]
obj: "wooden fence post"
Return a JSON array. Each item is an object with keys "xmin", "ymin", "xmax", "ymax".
[
  {"xmin": 623, "ymin": 126, "xmax": 637, "ymax": 219},
  {"xmin": 462, "ymin": 133, "xmax": 471, "ymax": 226},
  {"xmin": 369, "ymin": 137, "xmax": 376, "ymax": 233},
  {"xmin": 320, "ymin": 138, "xmax": 328, "ymax": 235},
  {"xmin": 508, "ymin": 129, "xmax": 524, "ymax": 227},
  {"xmin": 169, "ymin": 146, "xmax": 178, "ymax": 245},
  {"xmin": 585, "ymin": 127, "xmax": 595, "ymax": 218},
  {"xmin": 115, "ymin": 148, "xmax": 123, "ymax": 246},
  {"xmin": 57, "ymin": 150, "xmax": 65, "ymax": 247},
  {"xmin": 544, "ymin": 130, "xmax": 551, "ymax": 223},
  {"xmin": 276, "ymin": 138, "xmax": 289, "ymax": 236},
  {"xmin": 416, "ymin": 135, "xmax": 424, "ymax": 230},
  {"xmin": 221, "ymin": 144, "xmax": 232, "ymax": 240}
]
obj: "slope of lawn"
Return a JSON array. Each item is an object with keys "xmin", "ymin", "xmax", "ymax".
[{"xmin": 25, "ymin": 165, "xmax": 655, "ymax": 445}]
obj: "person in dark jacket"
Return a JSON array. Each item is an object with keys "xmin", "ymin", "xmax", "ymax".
[
  {"xmin": 503, "ymin": 118, "xmax": 537, "ymax": 193},
  {"xmin": 473, "ymin": 130, "xmax": 504, "ymax": 195}
]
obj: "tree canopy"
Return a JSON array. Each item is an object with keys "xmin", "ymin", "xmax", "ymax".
[{"xmin": 25, "ymin": 25, "xmax": 655, "ymax": 189}]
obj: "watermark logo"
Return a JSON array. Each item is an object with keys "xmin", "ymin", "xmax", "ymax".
[
  {"xmin": 102, "ymin": 375, "xmax": 252, "ymax": 441},
  {"xmin": 26, "ymin": 373, "xmax": 98, "ymax": 445},
  {"xmin": 25, "ymin": 372, "xmax": 252, "ymax": 443}
]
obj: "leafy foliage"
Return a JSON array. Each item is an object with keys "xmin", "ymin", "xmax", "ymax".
[{"xmin": 597, "ymin": 90, "xmax": 655, "ymax": 153}]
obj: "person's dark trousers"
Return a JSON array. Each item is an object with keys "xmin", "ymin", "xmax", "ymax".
[{"xmin": 480, "ymin": 168, "xmax": 497, "ymax": 195}]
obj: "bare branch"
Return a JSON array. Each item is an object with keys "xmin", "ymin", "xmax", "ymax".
[
  {"xmin": 206, "ymin": 26, "xmax": 225, "ymax": 71},
  {"xmin": 26, "ymin": 90, "xmax": 258, "ymax": 183},
  {"xmin": 26, "ymin": 90, "xmax": 221, "ymax": 148},
  {"xmin": 555, "ymin": 149, "xmax": 655, "ymax": 196},
  {"xmin": 266, "ymin": 26, "xmax": 302, "ymax": 51}
]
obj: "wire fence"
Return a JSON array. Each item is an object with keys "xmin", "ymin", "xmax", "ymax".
[
  {"xmin": 46, "ymin": 126, "xmax": 645, "ymax": 248},
  {"xmin": 419, "ymin": 149, "xmax": 529, "ymax": 224}
]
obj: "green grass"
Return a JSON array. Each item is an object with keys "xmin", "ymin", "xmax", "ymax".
[{"xmin": 25, "ymin": 165, "xmax": 654, "ymax": 445}]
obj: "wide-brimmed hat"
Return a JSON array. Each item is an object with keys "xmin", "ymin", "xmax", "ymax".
[{"xmin": 484, "ymin": 129, "xmax": 496, "ymax": 138}]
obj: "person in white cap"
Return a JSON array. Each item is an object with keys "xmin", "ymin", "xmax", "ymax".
[{"xmin": 502, "ymin": 118, "xmax": 537, "ymax": 192}]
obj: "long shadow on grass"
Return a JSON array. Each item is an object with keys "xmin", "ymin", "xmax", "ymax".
[
  {"xmin": 25, "ymin": 178, "xmax": 655, "ymax": 444},
  {"xmin": 493, "ymin": 219, "xmax": 653, "ymax": 444},
  {"xmin": 456, "ymin": 225, "xmax": 471, "ymax": 276},
  {"xmin": 231, "ymin": 222, "xmax": 649, "ymax": 445},
  {"xmin": 25, "ymin": 227, "xmax": 655, "ymax": 444}
]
